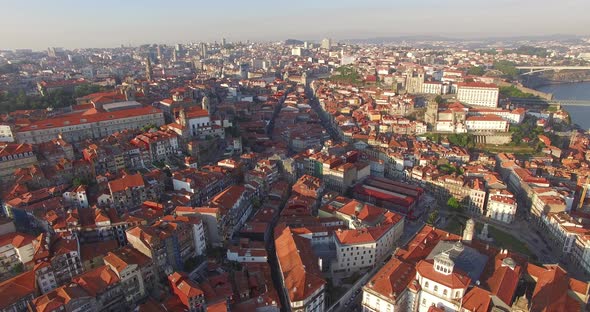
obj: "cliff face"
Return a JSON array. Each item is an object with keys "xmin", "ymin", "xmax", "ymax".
[{"xmin": 523, "ymin": 70, "xmax": 590, "ymax": 88}]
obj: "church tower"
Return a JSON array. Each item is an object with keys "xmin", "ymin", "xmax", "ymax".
[
  {"xmin": 123, "ymin": 85, "xmax": 135, "ymax": 101},
  {"xmin": 201, "ymin": 96, "xmax": 210, "ymax": 112},
  {"xmin": 425, "ymin": 99, "xmax": 439, "ymax": 128},
  {"xmin": 462, "ymin": 218, "xmax": 475, "ymax": 243},
  {"xmin": 145, "ymin": 57, "xmax": 153, "ymax": 81}
]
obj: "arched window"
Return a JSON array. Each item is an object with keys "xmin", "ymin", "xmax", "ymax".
[
  {"xmin": 434, "ymin": 285, "xmax": 438, "ymax": 292},
  {"xmin": 443, "ymin": 289, "xmax": 448, "ymax": 296},
  {"xmin": 425, "ymin": 281, "xmax": 429, "ymax": 288}
]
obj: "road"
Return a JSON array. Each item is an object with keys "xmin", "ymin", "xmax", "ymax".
[
  {"xmin": 326, "ymin": 217, "xmax": 427, "ymax": 312},
  {"xmin": 306, "ymin": 84, "xmax": 342, "ymax": 142}
]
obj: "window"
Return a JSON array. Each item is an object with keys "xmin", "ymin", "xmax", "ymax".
[
  {"xmin": 425, "ymin": 281, "xmax": 429, "ymax": 288},
  {"xmin": 434, "ymin": 285, "xmax": 438, "ymax": 292},
  {"xmin": 443, "ymin": 289, "xmax": 448, "ymax": 296}
]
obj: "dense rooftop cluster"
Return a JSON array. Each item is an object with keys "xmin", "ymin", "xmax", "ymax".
[{"xmin": 0, "ymin": 38, "xmax": 588, "ymax": 312}]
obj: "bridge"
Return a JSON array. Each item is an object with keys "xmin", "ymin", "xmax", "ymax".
[
  {"xmin": 516, "ymin": 66, "xmax": 590, "ymax": 75},
  {"xmin": 509, "ymin": 97, "xmax": 590, "ymax": 107}
]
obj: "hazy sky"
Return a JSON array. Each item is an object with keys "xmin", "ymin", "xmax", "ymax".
[{"xmin": 1, "ymin": 0, "xmax": 589, "ymax": 50}]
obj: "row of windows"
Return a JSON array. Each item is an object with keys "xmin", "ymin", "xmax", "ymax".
[{"xmin": 423, "ymin": 281, "xmax": 461, "ymax": 298}]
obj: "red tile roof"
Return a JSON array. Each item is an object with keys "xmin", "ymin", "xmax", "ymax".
[
  {"xmin": 18, "ymin": 106, "xmax": 162, "ymax": 132},
  {"xmin": 335, "ymin": 222, "xmax": 397, "ymax": 245},
  {"xmin": 527, "ymin": 264, "xmax": 589, "ymax": 312},
  {"xmin": 484, "ymin": 257, "xmax": 521, "ymax": 305},
  {"xmin": 108, "ymin": 173, "xmax": 145, "ymax": 193},
  {"xmin": 461, "ymin": 287, "xmax": 491, "ymax": 312},
  {"xmin": 169, "ymin": 272, "xmax": 204, "ymax": 309},
  {"xmin": 210, "ymin": 185, "xmax": 247, "ymax": 214},
  {"xmin": 0, "ymin": 143, "xmax": 33, "ymax": 158},
  {"xmin": 0, "ymin": 270, "xmax": 36, "ymax": 310},
  {"xmin": 364, "ymin": 257, "xmax": 415, "ymax": 300},
  {"xmin": 396, "ymin": 226, "xmax": 461, "ymax": 264},
  {"xmin": 31, "ymin": 284, "xmax": 90, "ymax": 312},
  {"xmin": 415, "ymin": 259, "xmax": 471, "ymax": 289},
  {"xmin": 104, "ymin": 245, "xmax": 152, "ymax": 273},
  {"xmin": 457, "ymin": 82, "xmax": 498, "ymax": 89},
  {"xmin": 275, "ymin": 226, "xmax": 325, "ymax": 303},
  {"xmin": 72, "ymin": 265, "xmax": 120, "ymax": 296},
  {"xmin": 0, "ymin": 232, "xmax": 35, "ymax": 248}
]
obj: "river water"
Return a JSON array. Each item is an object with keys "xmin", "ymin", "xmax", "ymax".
[{"xmin": 537, "ymin": 82, "xmax": 590, "ymax": 130}]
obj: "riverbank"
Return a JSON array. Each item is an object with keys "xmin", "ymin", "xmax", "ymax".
[
  {"xmin": 535, "ymin": 82, "xmax": 590, "ymax": 130},
  {"xmin": 496, "ymin": 81, "xmax": 553, "ymax": 100},
  {"xmin": 527, "ymin": 78, "xmax": 590, "ymax": 89}
]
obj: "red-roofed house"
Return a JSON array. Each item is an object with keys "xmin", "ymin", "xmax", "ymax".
[
  {"xmin": 275, "ymin": 226, "xmax": 326, "ymax": 312},
  {"xmin": 332, "ymin": 212, "xmax": 404, "ymax": 276},
  {"xmin": 168, "ymin": 272, "xmax": 205, "ymax": 312},
  {"xmin": 106, "ymin": 172, "xmax": 164, "ymax": 213},
  {"xmin": 104, "ymin": 245, "xmax": 157, "ymax": 304},
  {"xmin": 0, "ymin": 270, "xmax": 37, "ymax": 312},
  {"xmin": 0, "ymin": 231, "xmax": 35, "ymax": 278},
  {"xmin": 209, "ymin": 185, "xmax": 253, "ymax": 243}
]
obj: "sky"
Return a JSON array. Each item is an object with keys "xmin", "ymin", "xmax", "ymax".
[{"xmin": 1, "ymin": 0, "xmax": 589, "ymax": 50}]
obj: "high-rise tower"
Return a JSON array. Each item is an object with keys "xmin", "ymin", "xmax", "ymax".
[{"xmin": 145, "ymin": 57, "xmax": 153, "ymax": 81}]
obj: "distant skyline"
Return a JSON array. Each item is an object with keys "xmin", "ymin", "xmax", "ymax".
[{"xmin": 1, "ymin": 0, "xmax": 589, "ymax": 50}]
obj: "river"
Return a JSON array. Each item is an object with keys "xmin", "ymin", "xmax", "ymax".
[{"xmin": 537, "ymin": 82, "xmax": 590, "ymax": 130}]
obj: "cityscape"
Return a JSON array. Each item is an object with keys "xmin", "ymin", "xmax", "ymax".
[{"xmin": 2, "ymin": 1, "xmax": 590, "ymax": 312}]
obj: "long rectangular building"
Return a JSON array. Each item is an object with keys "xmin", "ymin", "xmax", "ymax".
[
  {"xmin": 15, "ymin": 105, "xmax": 165, "ymax": 144},
  {"xmin": 353, "ymin": 177, "xmax": 424, "ymax": 217},
  {"xmin": 457, "ymin": 82, "xmax": 499, "ymax": 108}
]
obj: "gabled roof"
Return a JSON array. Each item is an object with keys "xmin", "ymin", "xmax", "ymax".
[
  {"xmin": 31, "ymin": 284, "xmax": 90, "ymax": 312},
  {"xmin": 72, "ymin": 265, "xmax": 119, "ymax": 296},
  {"xmin": 105, "ymin": 245, "xmax": 152, "ymax": 274},
  {"xmin": 335, "ymin": 222, "xmax": 396, "ymax": 245},
  {"xmin": 169, "ymin": 271, "xmax": 204, "ymax": 306},
  {"xmin": 462, "ymin": 287, "xmax": 492, "ymax": 312},
  {"xmin": 0, "ymin": 270, "xmax": 36, "ymax": 310},
  {"xmin": 108, "ymin": 173, "xmax": 145, "ymax": 193},
  {"xmin": 364, "ymin": 257, "xmax": 415, "ymax": 300},
  {"xmin": 275, "ymin": 226, "xmax": 326, "ymax": 303},
  {"xmin": 528, "ymin": 264, "xmax": 588, "ymax": 312}
]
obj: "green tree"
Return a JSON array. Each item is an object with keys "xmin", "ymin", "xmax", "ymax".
[
  {"xmin": 467, "ymin": 66, "xmax": 485, "ymax": 76},
  {"xmin": 511, "ymin": 46, "xmax": 549, "ymax": 57},
  {"xmin": 447, "ymin": 197, "xmax": 461, "ymax": 211},
  {"xmin": 251, "ymin": 197, "xmax": 261, "ymax": 209},
  {"xmin": 73, "ymin": 177, "xmax": 86, "ymax": 187},
  {"xmin": 141, "ymin": 123, "xmax": 157, "ymax": 132},
  {"xmin": 499, "ymin": 86, "xmax": 538, "ymax": 98},
  {"xmin": 330, "ymin": 65, "xmax": 362, "ymax": 85},
  {"xmin": 427, "ymin": 210, "xmax": 439, "ymax": 225},
  {"xmin": 74, "ymin": 84, "xmax": 104, "ymax": 98},
  {"xmin": 12, "ymin": 263, "xmax": 24, "ymax": 274},
  {"xmin": 447, "ymin": 133, "xmax": 474, "ymax": 148},
  {"xmin": 493, "ymin": 60, "xmax": 519, "ymax": 79},
  {"xmin": 434, "ymin": 95, "xmax": 444, "ymax": 104}
]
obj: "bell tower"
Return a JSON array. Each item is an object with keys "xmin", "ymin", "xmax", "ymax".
[
  {"xmin": 425, "ymin": 100, "xmax": 439, "ymax": 128},
  {"xmin": 201, "ymin": 96, "xmax": 210, "ymax": 112}
]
